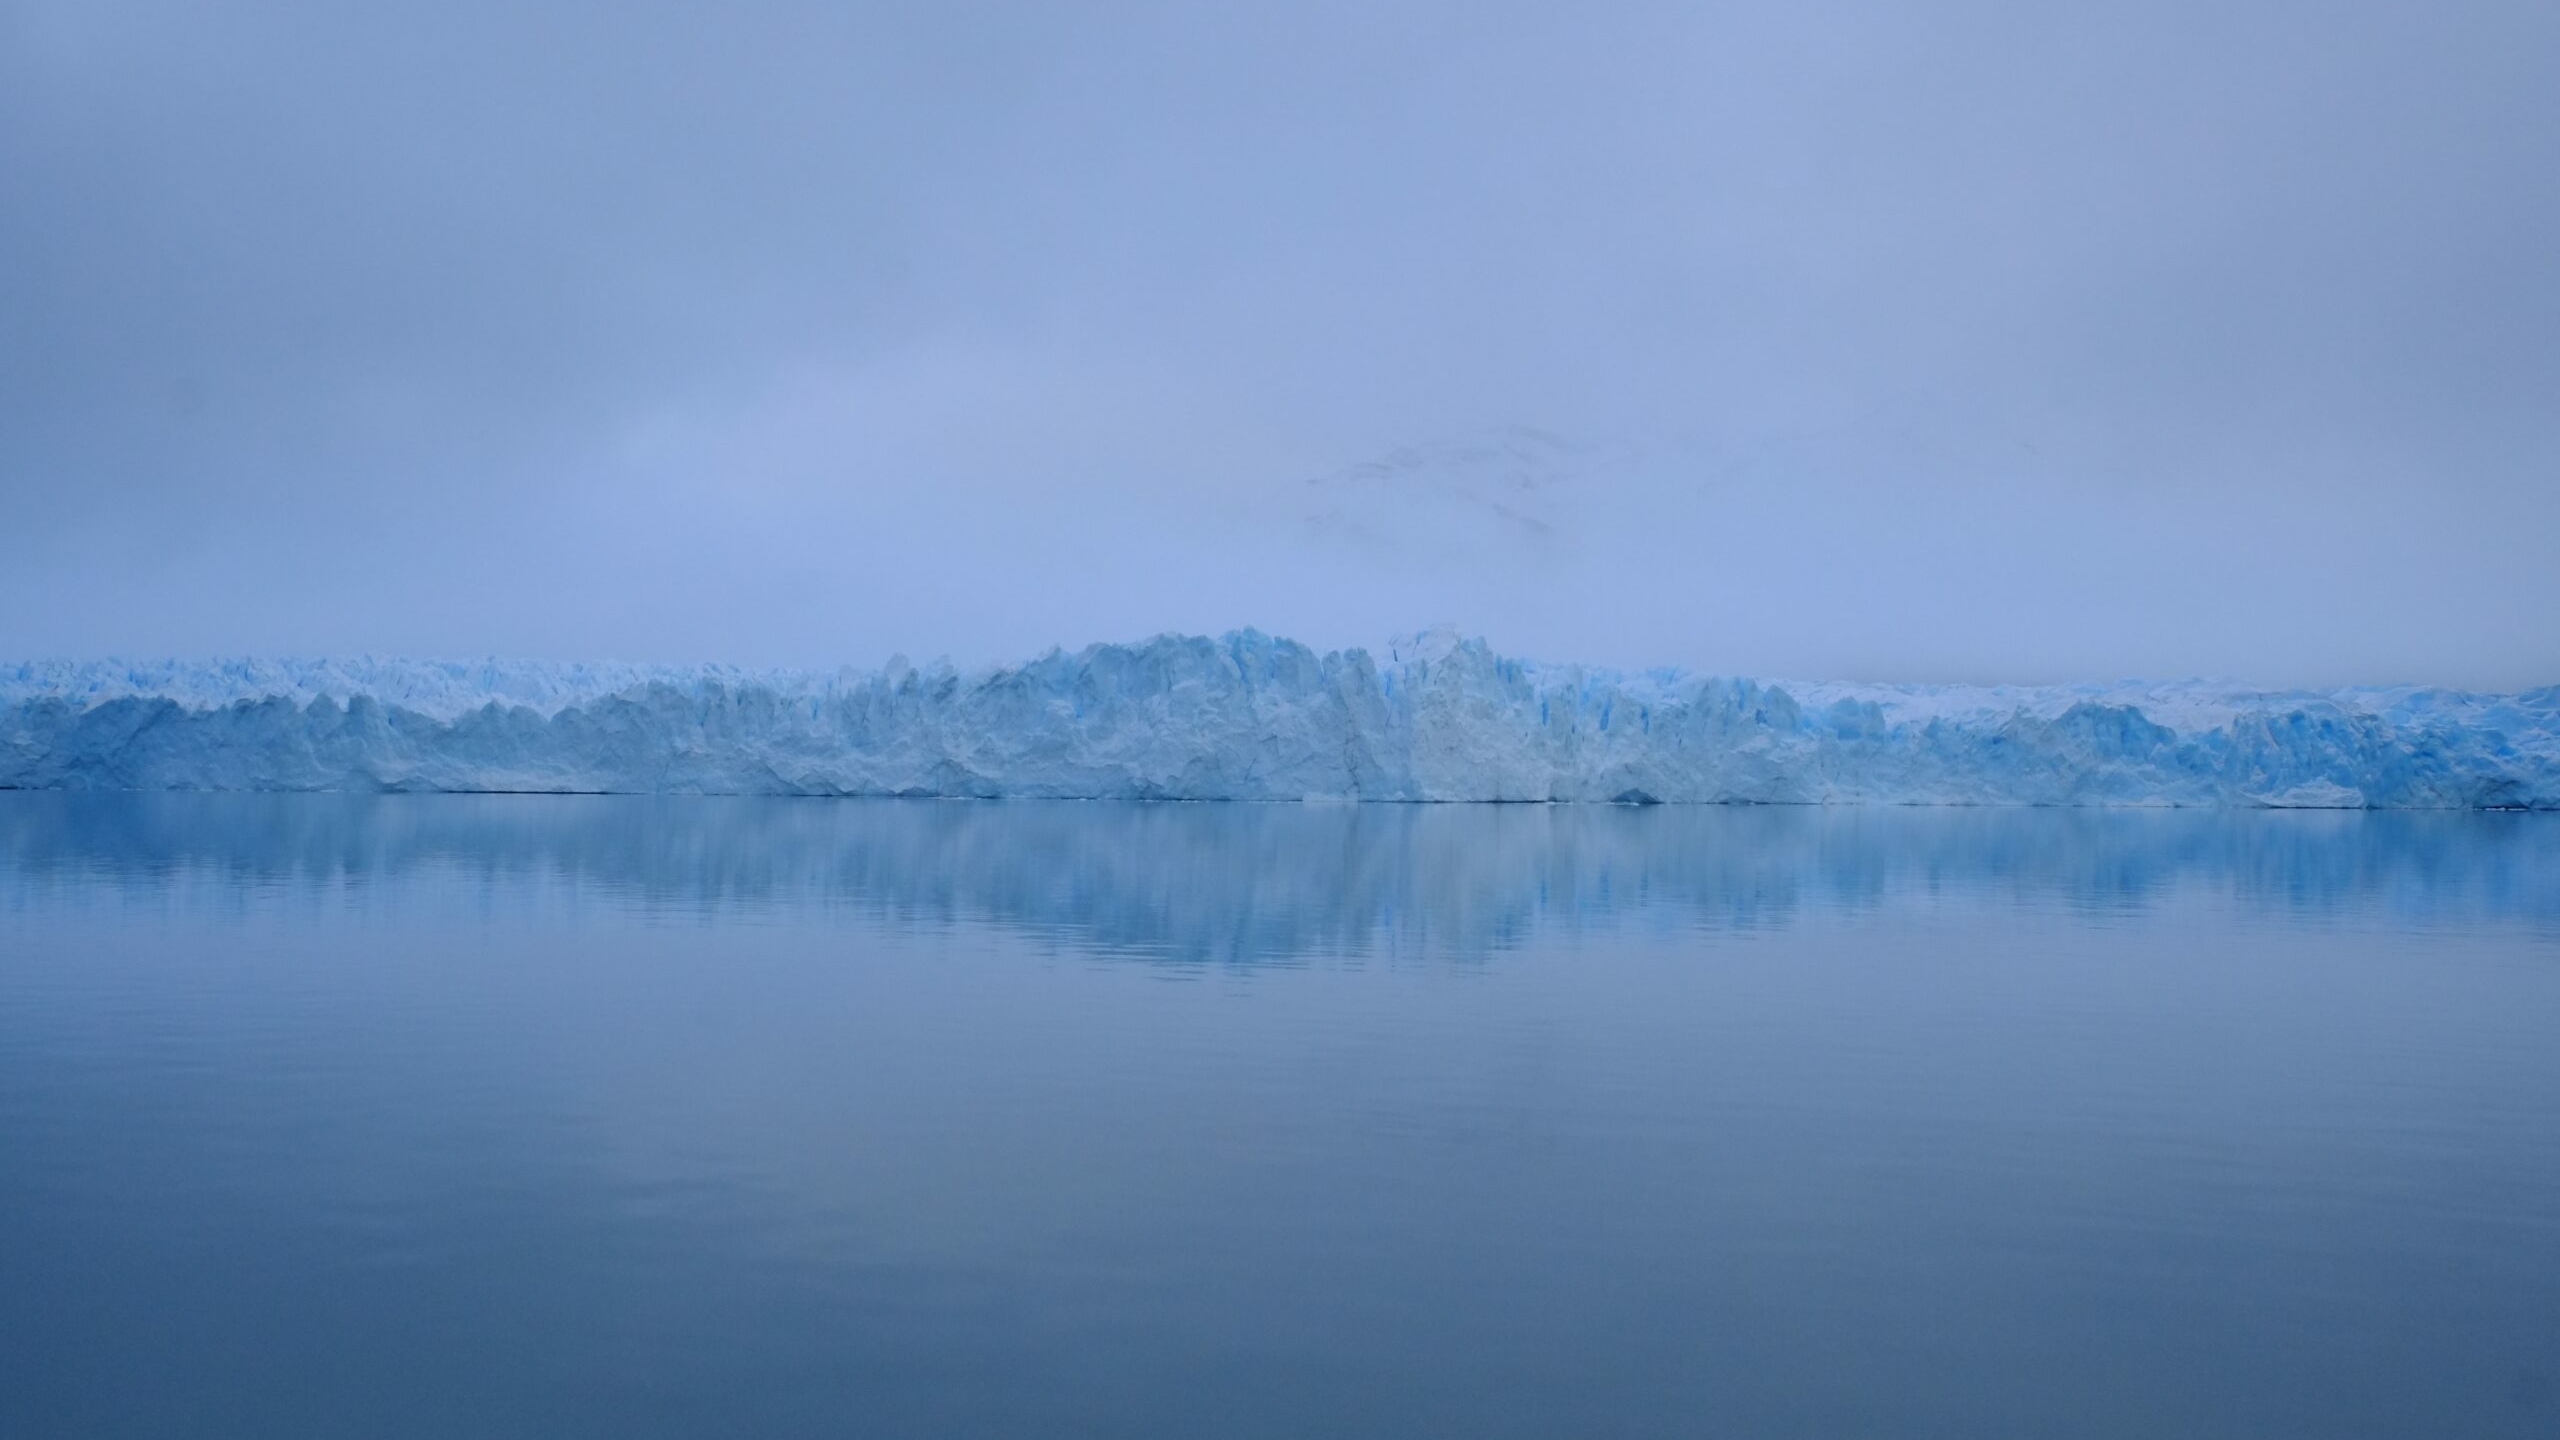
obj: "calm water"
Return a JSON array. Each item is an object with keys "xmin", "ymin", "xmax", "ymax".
[{"xmin": 2, "ymin": 796, "xmax": 2556, "ymax": 1439}]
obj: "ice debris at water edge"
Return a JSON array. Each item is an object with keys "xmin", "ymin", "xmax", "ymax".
[{"xmin": 3, "ymin": 631, "xmax": 2555, "ymax": 807}]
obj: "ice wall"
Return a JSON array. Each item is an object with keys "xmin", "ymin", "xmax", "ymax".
[{"xmin": 4, "ymin": 631, "xmax": 2555, "ymax": 807}]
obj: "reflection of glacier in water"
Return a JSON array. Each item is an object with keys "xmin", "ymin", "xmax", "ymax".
[{"xmin": 5, "ymin": 795, "xmax": 2553, "ymax": 959}]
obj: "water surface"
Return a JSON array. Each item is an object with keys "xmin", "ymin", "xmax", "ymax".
[{"xmin": 3, "ymin": 796, "xmax": 2556, "ymax": 1438}]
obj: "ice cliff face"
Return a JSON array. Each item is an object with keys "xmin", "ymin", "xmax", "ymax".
[{"xmin": 3, "ymin": 631, "xmax": 2555, "ymax": 807}]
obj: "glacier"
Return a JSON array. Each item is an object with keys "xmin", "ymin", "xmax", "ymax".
[{"xmin": 2, "ymin": 630, "xmax": 2555, "ymax": 807}]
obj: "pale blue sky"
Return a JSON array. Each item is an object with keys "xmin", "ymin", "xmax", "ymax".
[{"xmin": 4, "ymin": 0, "xmax": 2554, "ymax": 685}]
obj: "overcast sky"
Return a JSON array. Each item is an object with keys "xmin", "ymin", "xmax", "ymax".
[{"xmin": 4, "ymin": 0, "xmax": 2554, "ymax": 686}]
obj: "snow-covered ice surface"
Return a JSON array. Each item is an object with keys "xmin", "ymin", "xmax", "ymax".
[{"xmin": 4, "ymin": 631, "xmax": 2555, "ymax": 806}]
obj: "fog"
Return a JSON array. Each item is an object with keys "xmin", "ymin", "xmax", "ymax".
[{"xmin": 5, "ymin": 0, "xmax": 2554, "ymax": 686}]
